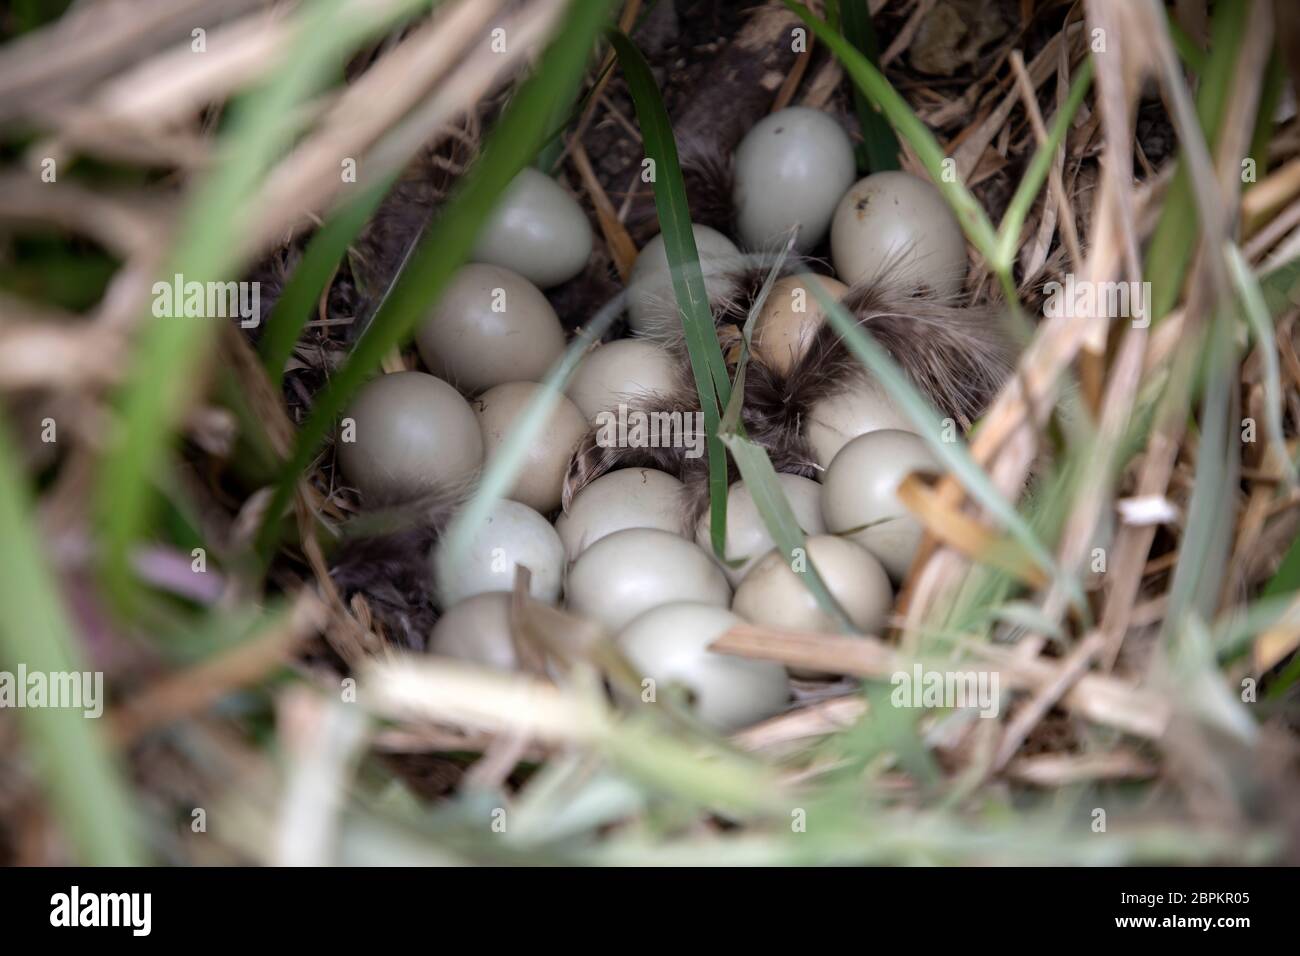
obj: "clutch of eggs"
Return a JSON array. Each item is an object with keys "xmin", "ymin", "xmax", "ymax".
[{"xmin": 333, "ymin": 106, "xmax": 978, "ymax": 729}]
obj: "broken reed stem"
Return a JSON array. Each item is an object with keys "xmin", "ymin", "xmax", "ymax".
[{"xmin": 711, "ymin": 624, "xmax": 1171, "ymax": 739}]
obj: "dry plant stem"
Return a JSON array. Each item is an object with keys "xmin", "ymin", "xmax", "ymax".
[
  {"xmin": 1100, "ymin": 312, "xmax": 1199, "ymax": 669},
  {"xmin": 1084, "ymin": 0, "xmax": 1145, "ymax": 287},
  {"xmin": 246, "ymin": 0, "xmax": 509, "ymax": 247},
  {"xmin": 250, "ymin": 0, "xmax": 570, "ymax": 257},
  {"xmin": 71, "ymin": 3, "xmax": 296, "ymax": 131},
  {"xmin": 568, "ymin": 139, "xmax": 638, "ymax": 281},
  {"xmin": 273, "ymin": 688, "xmax": 370, "ymax": 867},
  {"xmin": 1005, "ymin": 750, "xmax": 1158, "ymax": 786},
  {"xmin": 1009, "ymin": 50, "xmax": 1081, "ymax": 275},
  {"xmin": 992, "ymin": 631, "xmax": 1104, "ymax": 770},
  {"xmin": 109, "ymin": 592, "xmax": 326, "ymax": 745},
  {"xmin": 0, "ymin": 0, "xmax": 272, "ymax": 121},
  {"xmin": 0, "ymin": 173, "xmax": 164, "ymax": 260},
  {"xmin": 799, "ymin": 57, "xmax": 842, "ymax": 110},
  {"xmin": 731, "ymin": 695, "xmax": 867, "ymax": 752},
  {"xmin": 770, "ymin": 43, "xmax": 814, "ymax": 113},
  {"xmin": 880, "ymin": 0, "xmax": 936, "ymax": 67},
  {"xmin": 551, "ymin": 0, "xmax": 643, "ymax": 169},
  {"xmin": 712, "ymin": 625, "xmax": 1171, "ymax": 739},
  {"xmin": 1243, "ymin": 157, "xmax": 1300, "ymax": 233},
  {"xmin": 897, "ymin": 474, "xmax": 1047, "ymax": 588},
  {"xmin": 954, "ymin": 23, "xmax": 1082, "ymax": 182}
]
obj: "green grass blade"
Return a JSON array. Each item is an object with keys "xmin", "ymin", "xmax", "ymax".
[
  {"xmin": 254, "ymin": 0, "xmax": 616, "ymax": 558},
  {"xmin": 260, "ymin": 174, "xmax": 397, "ymax": 388},
  {"xmin": 808, "ymin": 283, "xmax": 1083, "ymax": 612},
  {"xmin": 434, "ymin": 296, "xmax": 622, "ymax": 583},
  {"xmin": 1145, "ymin": 0, "xmax": 1250, "ymax": 322},
  {"xmin": 720, "ymin": 431, "xmax": 856, "ymax": 632},
  {"xmin": 712, "ymin": 243, "xmax": 854, "ymax": 630},
  {"xmin": 995, "ymin": 59, "xmax": 1093, "ymax": 268},
  {"xmin": 608, "ymin": 29, "xmax": 734, "ymax": 558},
  {"xmin": 783, "ymin": 1, "xmax": 998, "ymax": 260},
  {"xmin": 1226, "ymin": 242, "xmax": 1297, "ymax": 486},
  {"xmin": 1163, "ymin": 316, "xmax": 1238, "ymax": 633},
  {"xmin": 839, "ymin": 0, "xmax": 900, "ymax": 172},
  {"xmin": 96, "ymin": 0, "xmax": 429, "ymax": 608},
  {"xmin": 0, "ymin": 417, "xmax": 140, "ymax": 864}
]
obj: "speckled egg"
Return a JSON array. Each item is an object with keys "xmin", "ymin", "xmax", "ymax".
[{"xmin": 830, "ymin": 171, "xmax": 967, "ymax": 296}]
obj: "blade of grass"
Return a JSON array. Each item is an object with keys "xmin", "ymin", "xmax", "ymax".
[
  {"xmin": 97, "ymin": 0, "xmax": 431, "ymax": 608},
  {"xmin": 434, "ymin": 295, "xmax": 622, "ymax": 586},
  {"xmin": 721, "ymin": 432, "xmax": 856, "ymax": 632},
  {"xmin": 713, "ymin": 239, "xmax": 854, "ymax": 630},
  {"xmin": 808, "ymin": 282, "xmax": 1084, "ymax": 614},
  {"xmin": 1162, "ymin": 312, "xmax": 1238, "ymax": 633},
  {"xmin": 1225, "ymin": 242, "xmax": 1297, "ymax": 486},
  {"xmin": 260, "ymin": 173, "xmax": 397, "ymax": 388},
  {"xmin": 994, "ymin": 58, "xmax": 1094, "ymax": 269},
  {"xmin": 839, "ymin": 0, "xmax": 900, "ymax": 173},
  {"xmin": 1145, "ymin": 0, "xmax": 1250, "ymax": 321},
  {"xmin": 608, "ymin": 29, "xmax": 734, "ymax": 558},
  {"xmin": 783, "ymin": 1, "xmax": 998, "ymax": 259},
  {"xmin": 254, "ymin": 0, "xmax": 616, "ymax": 559},
  {"xmin": 0, "ymin": 416, "xmax": 140, "ymax": 864}
]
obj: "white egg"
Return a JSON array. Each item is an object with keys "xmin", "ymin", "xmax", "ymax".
[
  {"xmin": 830, "ymin": 171, "xmax": 967, "ymax": 295},
  {"xmin": 428, "ymin": 592, "xmax": 517, "ymax": 671},
  {"xmin": 626, "ymin": 224, "xmax": 744, "ymax": 336},
  {"xmin": 751, "ymin": 273, "xmax": 848, "ymax": 374},
  {"xmin": 336, "ymin": 370, "xmax": 483, "ymax": 503},
  {"xmin": 820, "ymin": 429, "xmax": 942, "ymax": 581},
  {"xmin": 473, "ymin": 382, "xmax": 588, "ymax": 514},
  {"xmin": 471, "ymin": 167, "xmax": 594, "ymax": 288},
  {"xmin": 805, "ymin": 379, "xmax": 914, "ymax": 468},
  {"xmin": 435, "ymin": 499, "xmax": 565, "ymax": 606},
  {"xmin": 555, "ymin": 468, "xmax": 685, "ymax": 561},
  {"xmin": 566, "ymin": 338, "xmax": 680, "ymax": 420},
  {"xmin": 618, "ymin": 602, "xmax": 789, "ymax": 732},
  {"xmin": 566, "ymin": 528, "xmax": 730, "ymax": 632},
  {"xmin": 695, "ymin": 475, "xmax": 825, "ymax": 586},
  {"xmin": 416, "ymin": 263, "xmax": 566, "ymax": 393},
  {"xmin": 733, "ymin": 107, "xmax": 856, "ymax": 253},
  {"xmin": 732, "ymin": 534, "xmax": 892, "ymax": 636}
]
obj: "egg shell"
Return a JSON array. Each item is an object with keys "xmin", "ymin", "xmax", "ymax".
[
  {"xmin": 820, "ymin": 428, "xmax": 942, "ymax": 581},
  {"xmin": 830, "ymin": 171, "xmax": 967, "ymax": 296},
  {"xmin": 473, "ymin": 382, "xmax": 587, "ymax": 514},
  {"xmin": 471, "ymin": 167, "xmax": 594, "ymax": 288},
  {"xmin": 732, "ymin": 534, "xmax": 893, "ymax": 636},
  {"xmin": 733, "ymin": 107, "xmax": 857, "ymax": 253},
  {"xmin": 566, "ymin": 527, "xmax": 731, "ymax": 632},
  {"xmin": 435, "ymin": 499, "xmax": 565, "ymax": 606},
  {"xmin": 555, "ymin": 467, "xmax": 686, "ymax": 561},
  {"xmin": 618, "ymin": 602, "xmax": 790, "ymax": 732},
  {"xmin": 566, "ymin": 338, "xmax": 680, "ymax": 421},
  {"xmin": 751, "ymin": 274, "xmax": 848, "ymax": 375},
  {"xmin": 427, "ymin": 592, "xmax": 517, "ymax": 672},
  {"xmin": 336, "ymin": 370, "xmax": 483, "ymax": 503},
  {"xmin": 627, "ymin": 224, "xmax": 743, "ymax": 336},
  {"xmin": 805, "ymin": 380, "xmax": 914, "ymax": 468},
  {"xmin": 416, "ymin": 263, "xmax": 565, "ymax": 393},
  {"xmin": 695, "ymin": 474, "xmax": 825, "ymax": 586}
]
